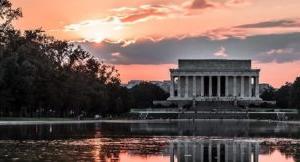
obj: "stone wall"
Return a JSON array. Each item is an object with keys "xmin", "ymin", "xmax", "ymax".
[{"xmin": 179, "ymin": 59, "xmax": 251, "ymax": 70}]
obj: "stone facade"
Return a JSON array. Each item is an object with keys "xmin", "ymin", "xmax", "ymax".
[
  {"xmin": 168, "ymin": 59, "xmax": 262, "ymax": 101},
  {"xmin": 169, "ymin": 140, "xmax": 259, "ymax": 162}
]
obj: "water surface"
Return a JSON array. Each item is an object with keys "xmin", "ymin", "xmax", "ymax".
[{"xmin": 0, "ymin": 120, "xmax": 299, "ymax": 162}]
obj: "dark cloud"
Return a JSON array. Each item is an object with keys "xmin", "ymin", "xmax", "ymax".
[
  {"xmin": 255, "ymin": 42, "xmax": 300, "ymax": 63},
  {"xmin": 237, "ymin": 19, "xmax": 300, "ymax": 28},
  {"xmin": 78, "ymin": 32, "xmax": 300, "ymax": 65},
  {"xmin": 191, "ymin": 0, "xmax": 214, "ymax": 9}
]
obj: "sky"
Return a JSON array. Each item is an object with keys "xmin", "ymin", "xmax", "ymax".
[{"xmin": 11, "ymin": 0, "xmax": 300, "ymax": 87}]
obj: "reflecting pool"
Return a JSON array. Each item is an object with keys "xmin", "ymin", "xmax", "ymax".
[{"xmin": 0, "ymin": 120, "xmax": 299, "ymax": 162}]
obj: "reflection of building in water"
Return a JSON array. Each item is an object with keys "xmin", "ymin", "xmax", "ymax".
[{"xmin": 169, "ymin": 140, "xmax": 260, "ymax": 162}]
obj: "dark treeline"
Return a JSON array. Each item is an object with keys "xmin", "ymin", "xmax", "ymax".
[
  {"xmin": 129, "ymin": 82, "xmax": 169, "ymax": 108},
  {"xmin": 260, "ymin": 77, "xmax": 300, "ymax": 109},
  {"xmin": 0, "ymin": 0, "xmax": 131, "ymax": 117},
  {"xmin": 0, "ymin": 0, "xmax": 168, "ymax": 117},
  {"xmin": 1, "ymin": 0, "xmax": 299, "ymax": 118}
]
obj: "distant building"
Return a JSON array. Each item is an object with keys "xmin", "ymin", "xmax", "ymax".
[
  {"xmin": 149, "ymin": 80, "xmax": 171, "ymax": 92},
  {"xmin": 124, "ymin": 80, "xmax": 171, "ymax": 92},
  {"xmin": 168, "ymin": 59, "xmax": 262, "ymax": 101},
  {"xmin": 125, "ymin": 80, "xmax": 143, "ymax": 89},
  {"xmin": 259, "ymin": 83, "xmax": 274, "ymax": 95}
]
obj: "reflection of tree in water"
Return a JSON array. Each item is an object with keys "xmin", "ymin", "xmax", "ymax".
[
  {"xmin": 0, "ymin": 137, "xmax": 299, "ymax": 162},
  {"xmin": 97, "ymin": 137, "xmax": 168, "ymax": 161},
  {"xmin": 0, "ymin": 140, "xmax": 98, "ymax": 161},
  {"xmin": 99, "ymin": 140, "xmax": 121, "ymax": 162},
  {"xmin": 260, "ymin": 140, "xmax": 300, "ymax": 162},
  {"xmin": 1, "ymin": 121, "xmax": 300, "ymax": 140}
]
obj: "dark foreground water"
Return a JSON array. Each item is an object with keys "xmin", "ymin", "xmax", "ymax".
[{"xmin": 0, "ymin": 120, "xmax": 300, "ymax": 162}]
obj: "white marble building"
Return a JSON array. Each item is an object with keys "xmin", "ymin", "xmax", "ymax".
[
  {"xmin": 168, "ymin": 59, "xmax": 262, "ymax": 101},
  {"xmin": 169, "ymin": 140, "xmax": 260, "ymax": 162}
]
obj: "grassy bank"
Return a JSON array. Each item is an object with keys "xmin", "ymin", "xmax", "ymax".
[{"xmin": 0, "ymin": 117, "xmax": 75, "ymax": 121}]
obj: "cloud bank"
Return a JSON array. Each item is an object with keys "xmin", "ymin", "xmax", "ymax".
[{"xmin": 78, "ymin": 32, "xmax": 300, "ymax": 65}]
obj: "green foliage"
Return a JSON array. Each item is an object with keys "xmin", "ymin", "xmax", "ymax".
[
  {"xmin": 260, "ymin": 87, "xmax": 276, "ymax": 101},
  {"xmin": 130, "ymin": 82, "xmax": 169, "ymax": 108},
  {"xmin": 291, "ymin": 77, "xmax": 300, "ymax": 108},
  {"xmin": 275, "ymin": 77, "xmax": 300, "ymax": 109},
  {"xmin": 276, "ymin": 83, "xmax": 292, "ymax": 108},
  {"xmin": 0, "ymin": 0, "xmax": 131, "ymax": 117}
]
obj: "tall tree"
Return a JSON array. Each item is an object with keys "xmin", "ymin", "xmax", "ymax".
[
  {"xmin": 0, "ymin": 0, "xmax": 131, "ymax": 117},
  {"xmin": 276, "ymin": 83, "xmax": 292, "ymax": 108},
  {"xmin": 291, "ymin": 77, "xmax": 300, "ymax": 108},
  {"xmin": 130, "ymin": 82, "xmax": 169, "ymax": 108}
]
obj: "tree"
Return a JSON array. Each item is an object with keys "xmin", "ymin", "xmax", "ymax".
[
  {"xmin": 276, "ymin": 83, "xmax": 292, "ymax": 108},
  {"xmin": 0, "ymin": 0, "xmax": 131, "ymax": 117},
  {"xmin": 260, "ymin": 87, "xmax": 276, "ymax": 101},
  {"xmin": 291, "ymin": 77, "xmax": 300, "ymax": 109},
  {"xmin": 130, "ymin": 82, "xmax": 169, "ymax": 108}
]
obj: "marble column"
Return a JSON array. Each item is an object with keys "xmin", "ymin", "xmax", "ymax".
[
  {"xmin": 248, "ymin": 76, "xmax": 252, "ymax": 97},
  {"xmin": 193, "ymin": 76, "xmax": 196, "ymax": 97},
  {"xmin": 209, "ymin": 142, "xmax": 212, "ymax": 162},
  {"xmin": 217, "ymin": 76, "xmax": 221, "ymax": 97},
  {"xmin": 185, "ymin": 142, "xmax": 189, "ymax": 162},
  {"xmin": 247, "ymin": 143, "xmax": 252, "ymax": 162},
  {"xmin": 217, "ymin": 144, "xmax": 221, "ymax": 162},
  {"xmin": 185, "ymin": 76, "xmax": 189, "ymax": 98},
  {"xmin": 201, "ymin": 76, "xmax": 204, "ymax": 97},
  {"xmin": 240, "ymin": 142, "xmax": 244, "ymax": 162},
  {"xmin": 255, "ymin": 76, "xmax": 259, "ymax": 98},
  {"xmin": 225, "ymin": 76, "xmax": 229, "ymax": 97},
  {"xmin": 178, "ymin": 76, "xmax": 181, "ymax": 98},
  {"xmin": 233, "ymin": 76, "xmax": 237, "ymax": 97},
  {"xmin": 209, "ymin": 76, "xmax": 212, "ymax": 97},
  {"xmin": 254, "ymin": 143, "xmax": 259, "ymax": 162},
  {"xmin": 233, "ymin": 143, "xmax": 236, "ymax": 162},
  {"xmin": 177, "ymin": 142, "xmax": 181, "ymax": 162},
  {"xmin": 225, "ymin": 143, "xmax": 229, "ymax": 162},
  {"xmin": 200, "ymin": 143, "xmax": 204, "ymax": 162},
  {"xmin": 241, "ymin": 76, "xmax": 244, "ymax": 97},
  {"xmin": 170, "ymin": 76, "xmax": 175, "ymax": 98},
  {"xmin": 170, "ymin": 142, "xmax": 174, "ymax": 162},
  {"xmin": 193, "ymin": 143, "xmax": 196, "ymax": 162}
]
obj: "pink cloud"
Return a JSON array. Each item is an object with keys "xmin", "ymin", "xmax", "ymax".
[
  {"xmin": 202, "ymin": 18, "xmax": 300, "ymax": 40},
  {"xmin": 190, "ymin": 0, "xmax": 215, "ymax": 9},
  {"xmin": 112, "ymin": 4, "xmax": 185, "ymax": 24},
  {"xmin": 214, "ymin": 46, "xmax": 228, "ymax": 57},
  {"xmin": 111, "ymin": 52, "xmax": 121, "ymax": 57},
  {"xmin": 225, "ymin": 0, "xmax": 252, "ymax": 7}
]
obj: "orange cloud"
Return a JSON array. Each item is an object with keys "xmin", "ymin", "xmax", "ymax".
[
  {"xmin": 114, "ymin": 4, "xmax": 184, "ymax": 24},
  {"xmin": 202, "ymin": 18, "xmax": 300, "ymax": 40}
]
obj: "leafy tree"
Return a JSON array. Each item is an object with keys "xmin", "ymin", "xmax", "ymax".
[
  {"xmin": 291, "ymin": 77, "xmax": 300, "ymax": 109},
  {"xmin": 0, "ymin": 0, "xmax": 131, "ymax": 117},
  {"xmin": 260, "ymin": 87, "xmax": 276, "ymax": 101},
  {"xmin": 276, "ymin": 83, "xmax": 292, "ymax": 108},
  {"xmin": 130, "ymin": 82, "xmax": 169, "ymax": 108}
]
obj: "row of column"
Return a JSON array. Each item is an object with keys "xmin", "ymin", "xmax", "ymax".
[
  {"xmin": 170, "ymin": 141, "xmax": 259, "ymax": 162},
  {"xmin": 170, "ymin": 75, "xmax": 260, "ymax": 98}
]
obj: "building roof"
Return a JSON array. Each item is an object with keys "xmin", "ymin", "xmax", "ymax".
[{"xmin": 178, "ymin": 59, "xmax": 253, "ymax": 70}]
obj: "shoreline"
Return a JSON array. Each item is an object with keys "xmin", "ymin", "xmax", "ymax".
[{"xmin": 0, "ymin": 118, "xmax": 300, "ymax": 125}]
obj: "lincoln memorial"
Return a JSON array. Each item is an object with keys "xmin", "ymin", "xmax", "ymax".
[{"xmin": 168, "ymin": 59, "xmax": 262, "ymax": 102}]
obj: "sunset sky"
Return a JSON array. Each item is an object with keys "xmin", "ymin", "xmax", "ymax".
[{"xmin": 11, "ymin": 0, "xmax": 300, "ymax": 87}]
